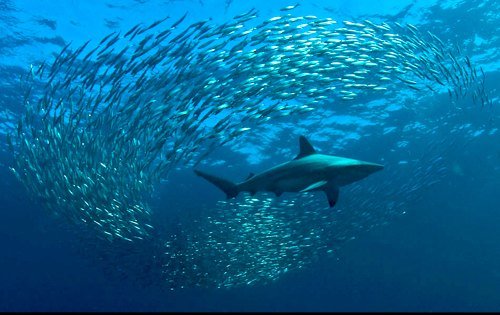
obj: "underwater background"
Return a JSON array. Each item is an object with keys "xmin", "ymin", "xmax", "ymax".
[{"xmin": 0, "ymin": 0, "xmax": 499, "ymax": 312}]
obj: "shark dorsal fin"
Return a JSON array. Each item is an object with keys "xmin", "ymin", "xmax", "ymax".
[
  {"xmin": 294, "ymin": 135, "xmax": 316, "ymax": 160},
  {"xmin": 246, "ymin": 172, "xmax": 255, "ymax": 180}
]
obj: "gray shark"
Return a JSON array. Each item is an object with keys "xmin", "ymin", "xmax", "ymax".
[{"xmin": 194, "ymin": 136, "xmax": 383, "ymax": 208}]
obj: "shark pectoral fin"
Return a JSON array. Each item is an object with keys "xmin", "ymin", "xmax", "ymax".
[
  {"xmin": 300, "ymin": 180, "xmax": 328, "ymax": 192},
  {"xmin": 324, "ymin": 184, "xmax": 339, "ymax": 208}
]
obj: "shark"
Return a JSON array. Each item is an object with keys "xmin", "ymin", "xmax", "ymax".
[{"xmin": 194, "ymin": 135, "xmax": 384, "ymax": 208}]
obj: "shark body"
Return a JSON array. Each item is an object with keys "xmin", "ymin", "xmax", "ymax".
[{"xmin": 194, "ymin": 136, "xmax": 383, "ymax": 208}]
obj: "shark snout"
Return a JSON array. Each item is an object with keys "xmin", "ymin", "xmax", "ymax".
[
  {"xmin": 368, "ymin": 163, "xmax": 384, "ymax": 173},
  {"xmin": 355, "ymin": 162, "xmax": 384, "ymax": 177}
]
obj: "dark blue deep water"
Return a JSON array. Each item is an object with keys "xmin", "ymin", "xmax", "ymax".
[{"xmin": 1, "ymin": 0, "xmax": 499, "ymax": 312}]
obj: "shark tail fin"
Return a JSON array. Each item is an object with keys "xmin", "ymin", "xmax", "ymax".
[{"xmin": 194, "ymin": 170, "xmax": 239, "ymax": 199}]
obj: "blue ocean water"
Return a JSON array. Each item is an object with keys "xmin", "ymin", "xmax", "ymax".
[{"xmin": 0, "ymin": 0, "xmax": 499, "ymax": 312}]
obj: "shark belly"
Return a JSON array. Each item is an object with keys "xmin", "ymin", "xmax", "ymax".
[
  {"xmin": 272, "ymin": 173, "xmax": 327, "ymax": 192},
  {"xmin": 242, "ymin": 162, "xmax": 329, "ymax": 194}
]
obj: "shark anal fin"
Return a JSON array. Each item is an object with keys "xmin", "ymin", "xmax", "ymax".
[
  {"xmin": 274, "ymin": 190, "xmax": 283, "ymax": 197},
  {"xmin": 324, "ymin": 184, "xmax": 339, "ymax": 208},
  {"xmin": 300, "ymin": 180, "xmax": 327, "ymax": 192},
  {"xmin": 294, "ymin": 135, "xmax": 317, "ymax": 160}
]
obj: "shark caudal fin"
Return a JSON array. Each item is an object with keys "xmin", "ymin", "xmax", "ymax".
[{"xmin": 194, "ymin": 170, "xmax": 239, "ymax": 199}]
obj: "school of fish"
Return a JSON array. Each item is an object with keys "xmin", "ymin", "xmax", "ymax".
[{"xmin": 6, "ymin": 4, "xmax": 492, "ymax": 289}]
